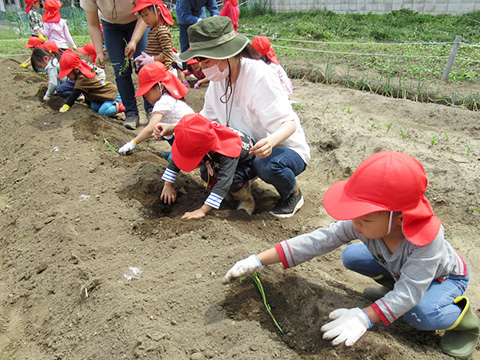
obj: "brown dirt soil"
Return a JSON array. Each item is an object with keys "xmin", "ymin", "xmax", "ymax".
[{"xmin": 0, "ymin": 57, "xmax": 480, "ymax": 360}]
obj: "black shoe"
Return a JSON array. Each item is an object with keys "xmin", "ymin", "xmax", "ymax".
[
  {"xmin": 269, "ymin": 190, "xmax": 304, "ymax": 218},
  {"xmin": 123, "ymin": 113, "xmax": 139, "ymax": 130}
]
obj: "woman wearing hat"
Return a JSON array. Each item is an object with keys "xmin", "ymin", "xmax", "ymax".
[
  {"xmin": 223, "ymin": 151, "xmax": 478, "ymax": 360},
  {"xmin": 80, "ymin": 0, "xmax": 152, "ymax": 130},
  {"xmin": 176, "ymin": 16, "xmax": 310, "ymax": 218}
]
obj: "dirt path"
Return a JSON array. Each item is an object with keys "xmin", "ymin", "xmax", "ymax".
[{"xmin": 0, "ymin": 58, "xmax": 479, "ymax": 359}]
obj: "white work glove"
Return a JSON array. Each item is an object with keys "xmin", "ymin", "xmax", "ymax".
[
  {"xmin": 118, "ymin": 140, "xmax": 136, "ymax": 155},
  {"xmin": 59, "ymin": 104, "xmax": 70, "ymax": 113},
  {"xmin": 321, "ymin": 307, "xmax": 372, "ymax": 346},
  {"xmin": 43, "ymin": 94, "xmax": 51, "ymax": 101},
  {"xmin": 134, "ymin": 52, "xmax": 154, "ymax": 67},
  {"xmin": 222, "ymin": 254, "xmax": 263, "ymax": 284}
]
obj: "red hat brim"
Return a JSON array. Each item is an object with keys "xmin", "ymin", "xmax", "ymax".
[{"xmin": 323, "ymin": 179, "xmax": 442, "ymax": 246}]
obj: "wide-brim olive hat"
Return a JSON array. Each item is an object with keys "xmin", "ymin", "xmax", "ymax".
[{"xmin": 179, "ymin": 16, "xmax": 249, "ymax": 61}]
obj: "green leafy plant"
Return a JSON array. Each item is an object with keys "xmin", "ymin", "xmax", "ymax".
[
  {"xmin": 104, "ymin": 139, "xmax": 118, "ymax": 153},
  {"xmin": 386, "ymin": 122, "xmax": 393, "ymax": 132},
  {"xmin": 430, "ymin": 135, "xmax": 437, "ymax": 147},
  {"xmin": 240, "ymin": 273, "xmax": 284, "ymax": 334}
]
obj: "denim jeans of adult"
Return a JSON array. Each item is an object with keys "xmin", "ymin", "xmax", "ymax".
[
  {"xmin": 178, "ymin": 23, "xmax": 190, "ymax": 70},
  {"xmin": 101, "ymin": 20, "xmax": 153, "ymax": 115},
  {"xmin": 342, "ymin": 242, "xmax": 469, "ymax": 330},
  {"xmin": 252, "ymin": 147, "xmax": 306, "ymax": 199}
]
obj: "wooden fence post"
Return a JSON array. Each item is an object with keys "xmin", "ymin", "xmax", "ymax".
[{"xmin": 441, "ymin": 35, "xmax": 462, "ymax": 82}]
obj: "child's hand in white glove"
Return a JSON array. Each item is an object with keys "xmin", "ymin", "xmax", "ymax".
[{"xmin": 223, "ymin": 254, "xmax": 263, "ymax": 284}]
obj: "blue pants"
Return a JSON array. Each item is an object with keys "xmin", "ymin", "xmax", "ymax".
[
  {"xmin": 252, "ymin": 147, "xmax": 306, "ymax": 199},
  {"xmin": 342, "ymin": 243, "xmax": 469, "ymax": 330},
  {"xmin": 101, "ymin": 20, "xmax": 153, "ymax": 115},
  {"xmin": 56, "ymin": 80, "xmax": 75, "ymax": 98},
  {"xmin": 90, "ymin": 94, "xmax": 122, "ymax": 117}
]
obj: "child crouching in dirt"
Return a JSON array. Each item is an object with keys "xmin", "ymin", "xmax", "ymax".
[
  {"xmin": 31, "ymin": 47, "xmax": 74, "ymax": 100},
  {"xmin": 223, "ymin": 151, "xmax": 478, "ymax": 360},
  {"xmin": 118, "ymin": 62, "xmax": 193, "ymax": 155},
  {"xmin": 153, "ymin": 113, "xmax": 257, "ymax": 219},
  {"xmin": 177, "ymin": 58, "xmax": 209, "ymax": 89},
  {"xmin": 57, "ymin": 50, "xmax": 125, "ymax": 116}
]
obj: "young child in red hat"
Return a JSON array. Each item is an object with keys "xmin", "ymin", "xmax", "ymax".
[
  {"xmin": 223, "ymin": 151, "xmax": 478, "ymax": 360},
  {"xmin": 118, "ymin": 61, "xmax": 194, "ymax": 155},
  {"xmin": 57, "ymin": 50, "xmax": 125, "ymax": 116},
  {"xmin": 39, "ymin": 0, "xmax": 77, "ymax": 52},
  {"xmin": 219, "ymin": 0, "xmax": 239, "ymax": 32},
  {"xmin": 31, "ymin": 47, "xmax": 74, "ymax": 100},
  {"xmin": 77, "ymin": 42, "xmax": 106, "ymax": 83},
  {"xmin": 251, "ymin": 36, "xmax": 294, "ymax": 96},
  {"xmin": 131, "ymin": 0, "xmax": 176, "ymax": 74},
  {"xmin": 154, "ymin": 113, "xmax": 257, "ymax": 218},
  {"xmin": 177, "ymin": 58, "xmax": 209, "ymax": 89},
  {"xmin": 21, "ymin": 36, "xmax": 44, "ymax": 68}
]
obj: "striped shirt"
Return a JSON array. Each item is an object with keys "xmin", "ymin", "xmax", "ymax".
[{"xmin": 145, "ymin": 24, "xmax": 175, "ymax": 70}]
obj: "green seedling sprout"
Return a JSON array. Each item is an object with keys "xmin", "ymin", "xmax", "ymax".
[
  {"xmin": 386, "ymin": 123, "xmax": 393, "ymax": 132},
  {"xmin": 104, "ymin": 139, "xmax": 118, "ymax": 153},
  {"xmin": 443, "ymin": 130, "xmax": 449, "ymax": 141},
  {"xmin": 431, "ymin": 135, "xmax": 437, "ymax": 147},
  {"xmin": 239, "ymin": 273, "xmax": 284, "ymax": 334}
]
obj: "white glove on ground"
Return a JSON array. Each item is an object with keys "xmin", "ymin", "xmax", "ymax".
[
  {"xmin": 321, "ymin": 307, "xmax": 372, "ymax": 346},
  {"xmin": 222, "ymin": 254, "xmax": 263, "ymax": 284},
  {"xmin": 118, "ymin": 140, "xmax": 136, "ymax": 154},
  {"xmin": 43, "ymin": 94, "xmax": 51, "ymax": 101}
]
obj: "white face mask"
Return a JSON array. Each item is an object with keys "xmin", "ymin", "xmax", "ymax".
[{"xmin": 202, "ymin": 61, "xmax": 230, "ymax": 82}]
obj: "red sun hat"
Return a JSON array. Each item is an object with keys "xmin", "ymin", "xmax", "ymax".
[
  {"xmin": 42, "ymin": 0, "xmax": 62, "ymax": 23},
  {"xmin": 24, "ymin": 36, "xmax": 43, "ymax": 48},
  {"xmin": 41, "ymin": 40, "xmax": 59, "ymax": 53},
  {"xmin": 251, "ymin": 36, "xmax": 279, "ymax": 65},
  {"xmin": 322, "ymin": 151, "xmax": 442, "ymax": 246},
  {"xmin": 58, "ymin": 50, "xmax": 95, "ymax": 79},
  {"xmin": 77, "ymin": 42, "xmax": 97, "ymax": 63},
  {"xmin": 135, "ymin": 61, "xmax": 188, "ymax": 99},
  {"xmin": 25, "ymin": 0, "xmax": 37, "ymax": 14},
  {"xmin": 131, "ymin": 0, "xmax": 174, "ymax": 26},
  {"xmin": 172, "ymin": 114, "xmax": 242, "ymax": 172}
]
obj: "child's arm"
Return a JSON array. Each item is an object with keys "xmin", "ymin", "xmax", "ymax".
[
  {"xmin": 161, "ymin": 181, "xmax": 177, "ymax": 205},
  {"xmin": 223, "ymin": 247, "xmax": 280, "ymax": 283},
  {"xmin": 62, "ymin": 20, "xmax": 77, "ymax": 50},
  {"xmin": 44, "ymin": 64, "xmax": 59, "ymax": 100},
  {"xmin": 60, "ymin": 88, "xmax": 83, "ymax": 112},
  {"xmin": 118, "ymin": 113, "xmax": 165, "ymax": 154},
  {"xmin": 181, "ymin": 204, "xmax": 214, "ymax": 220}
]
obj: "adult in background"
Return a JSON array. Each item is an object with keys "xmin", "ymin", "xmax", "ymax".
[
  {"xmin": 80, "ymin": 0, "xmax": 153, "ymax": 130},
  {"xmin": 175, "ymin": 0, "xmax": 219, "ymax": 56},
  {"xmin": 176, "ymin": 16, "xmax": 311, "ymax": 218}
]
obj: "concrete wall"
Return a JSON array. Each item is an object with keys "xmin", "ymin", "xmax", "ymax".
[{"xmin": 269, "ymin": 0, "xmax": 480, "ymax": 15}]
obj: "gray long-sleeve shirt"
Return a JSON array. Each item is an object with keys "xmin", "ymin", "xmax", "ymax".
[{"xmin": 275, "ymin": 220, "xmax": 468, "ymax": 325}]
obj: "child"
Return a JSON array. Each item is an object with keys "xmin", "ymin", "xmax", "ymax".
[
  {"xmin": 25, "ymin": 0, "xmax": 45, "ymax": 41},
  {"xmin": 219, "ymin": 0, "xmax": 239, "ymax": 33},
  {"xmin": 251, "ymin": 36, "xmax": 294, "ymax": 95},
  {"xmin": 40, "ymin": 40, "xmax": 59, "ymax": 54},
  {"xmin": 77, "ymin": 42, "xmax": 106, "ymax": 83},
  {"xmin": 177, "ymin": 58, "xmax": 209, "ymax": 89},
  {"xmin": 131, "ymin": 0, "xmax": 176, "ymax": 74},
  {"xmin": 57, "ymin": 50, "xmax": 125, "ymax": 116},
  {"xmin": 223, "ymin": 151, "xmax": 478, "ymax": 359},
  {"xmin": 118, "ymin": 61, "xmax": 193, "ymax": 154},
  {"xmin": 31, "ymin": 47, "xmax": 72, "ymax": 100},
  {"xmin": 24, "ymin": 36, "xmax": 43, "ymax": 50},
  {"xmin": 154, "ymin": 113, "xmax": 257, "ymax": 218},
  {"xmin": 40, "ymin": 0, "xmax": 77, "ymax": 52}
]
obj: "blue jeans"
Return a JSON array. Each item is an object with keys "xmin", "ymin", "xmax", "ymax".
[
  {"xmin": 101, "ymin": 20, "xmax": 153, "ymax": 115},
  {"xmin": 252, "ymin": 147, "xmax": 306, "ymax": 199},
  {"xmin": 342, "ymin": 243, "xmax": 469, "ymax": 330}
]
